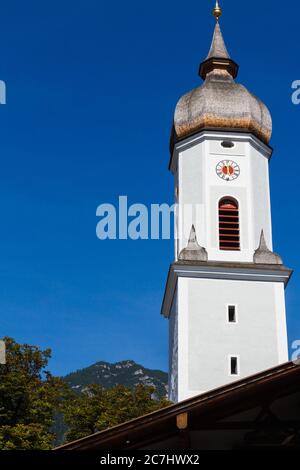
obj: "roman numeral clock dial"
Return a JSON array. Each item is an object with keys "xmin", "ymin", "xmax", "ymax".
[{"xmin": 216, "ymin": 160, "xmax": 240, "ymax": 181}]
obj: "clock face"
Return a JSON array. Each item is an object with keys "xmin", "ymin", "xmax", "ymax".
[{"xmin": 216, "ymin": 160, "xmax": 240, "ymax": 181}]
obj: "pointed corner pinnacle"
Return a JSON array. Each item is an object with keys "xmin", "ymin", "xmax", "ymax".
[
  {"xmin": 189, "ymin": 224, "xmax": 197, "ymax": 243},
  {"xmin": 259, "ymin": 230, "xmax": 268, "ymax": 250},
  {"xmin": 178, "ymin": 225, "xmax": 208, "ymax": 262},
  {"xmin": 253, "ymin": 230, "xmax": 283, "ymax": 265}
]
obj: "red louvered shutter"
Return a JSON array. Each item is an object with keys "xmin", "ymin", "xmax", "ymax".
[{"xmin": 219, "ymin": 198, "xmax": 240, "ymax": 251}]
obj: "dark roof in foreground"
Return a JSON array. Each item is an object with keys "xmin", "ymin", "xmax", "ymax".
[{"xmin": 55, "ymin": 361, "xmax": 300, "ymax": 450}]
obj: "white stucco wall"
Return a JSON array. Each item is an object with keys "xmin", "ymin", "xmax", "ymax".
[
  {"xmin": 175, "ymin": 132, "xmax": 272, "ymax": 262},
  {"xmin": 176, "ymin": 276, "xmax": 288, "ymax": 402},
  {"xmin": 168, "ymin": 291, "xmax": 178, "ymax": 402},
  {"xmin": 167, "ymin": 130, "xmax": 288, "ymax": 403}
]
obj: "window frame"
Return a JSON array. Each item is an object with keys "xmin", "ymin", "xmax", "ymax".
[
  {"xmin": 228, "ymin": 355, "xmax": 240, "ymax": 377},
  {"xmin": 218, "ymin": 196, "xmax": 240, "ymax": 252},
  {"xmin": 226, "ymin": 304, "xmax": 238, "ymax": 324}
]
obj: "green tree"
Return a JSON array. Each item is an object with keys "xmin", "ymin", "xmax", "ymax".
[
  {"xmin": 0, "ymin": 337, "xmax": 69, "ymax": 450},
  {"xmin": 63, "ymin": 383, "xmax": 171, "ymax": 443}
]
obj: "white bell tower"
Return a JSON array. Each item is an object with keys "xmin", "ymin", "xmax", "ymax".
[{"xmin": 162, "ymin": 2, "xmax": 292, "ymax": 403}]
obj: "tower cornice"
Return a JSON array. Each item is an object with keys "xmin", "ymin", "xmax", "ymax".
[
  {"xmin": 169, "ymin": 130, "xmax": 273, "ymax": 174},
  {"xmin": 161, "ymin": 261, "xmax": 293, "ymax": 318}
]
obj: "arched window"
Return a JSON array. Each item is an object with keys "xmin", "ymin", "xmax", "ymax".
[{"xmin": 219, "ymin": 197, "xmax": 240, "ymax": 251}]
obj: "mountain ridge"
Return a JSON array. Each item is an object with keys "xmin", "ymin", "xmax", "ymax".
[{"xmin": 63, "ymin": 359, "xmax": 168, "ymax": 398}]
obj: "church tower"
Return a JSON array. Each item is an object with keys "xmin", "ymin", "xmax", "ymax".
[{"xmin": 161, "ymin": 2, "xmax": 292, "ymax": 403}]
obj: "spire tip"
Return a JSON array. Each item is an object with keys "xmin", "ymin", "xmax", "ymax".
[{"xmin": 213, "ymin": 0, "xmax": 222, "ymax": 21}]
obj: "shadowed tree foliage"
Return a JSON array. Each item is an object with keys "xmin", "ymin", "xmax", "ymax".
[
  {"xmin": 0, "ymin": 337, "xmax": 69, "ymax": 450},
  {"xmin": 62, "ymin": 383, "xmax": 171, "ymax": 443},
  {"xmin": 0, "ymin": 337, "xmax": 171, "ymax": 448}
]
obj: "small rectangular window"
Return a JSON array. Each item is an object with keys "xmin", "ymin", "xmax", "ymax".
[
  {"xmin": 230, "ymin": 356, "xmax": 238, "ymax": 376},
  {"xmin": 228, "ymin": 305, "xmax": 236, "ymax": 323}
]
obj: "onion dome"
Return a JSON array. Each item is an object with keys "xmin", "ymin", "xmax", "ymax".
[{"xmin": 171, "ymin": 2, "xmax": 272, "ymax": 149}]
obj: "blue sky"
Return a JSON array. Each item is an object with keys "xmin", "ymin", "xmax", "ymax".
[{"xmin": 0, "ymin": 0, "xmax": 299, "ymax": 376}]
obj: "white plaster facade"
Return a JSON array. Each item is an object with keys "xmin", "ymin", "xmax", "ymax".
[
  {"xmin": 167, "ymin": 276, "xmax": 288, "ymax": 402},
  {"xmin": 172, "ymin": 131, "xmax": 273, "ymax": 262},
  {"xmin": 163, "ymin": 130, "xmax": 291, "ymax": 403}
]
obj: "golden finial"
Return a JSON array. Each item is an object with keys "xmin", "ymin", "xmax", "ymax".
[{"xmin": 212, "ymin": 0, "xmax": 222, "ymax": 21}]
